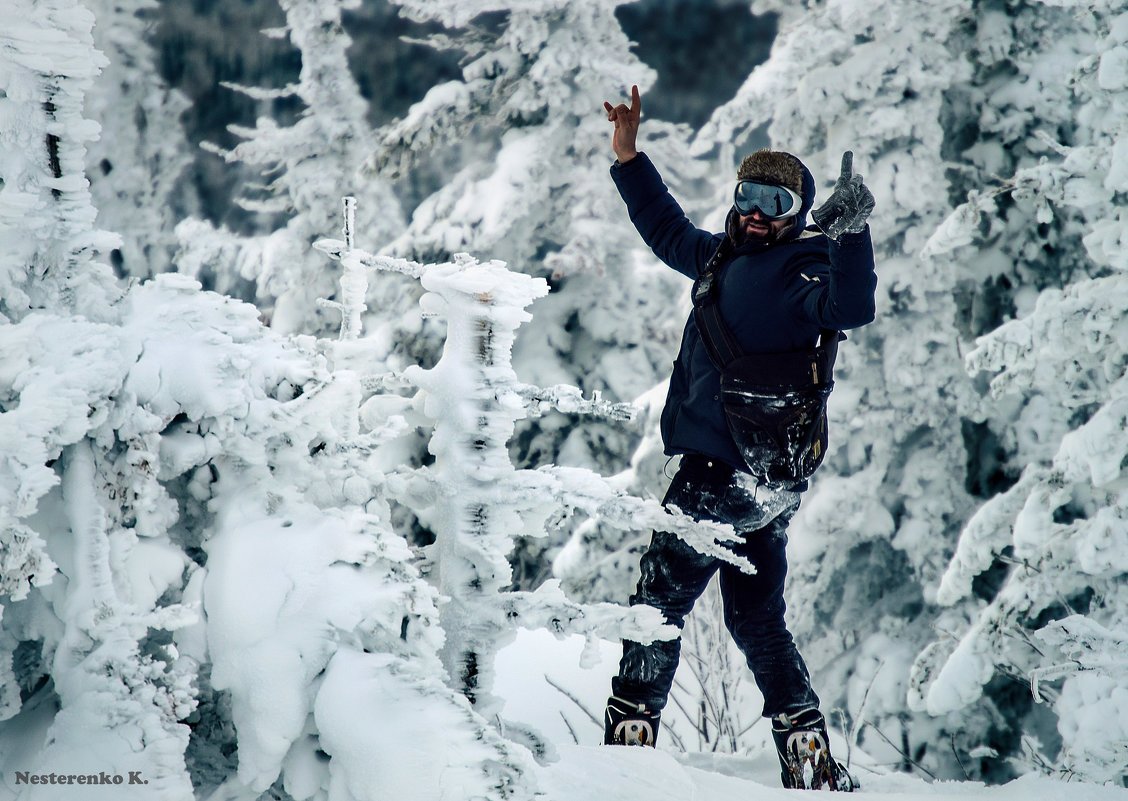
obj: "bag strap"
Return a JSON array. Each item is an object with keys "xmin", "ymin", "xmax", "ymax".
[{"xmin": 691, "ymin": 236, "xmax": 839, "ymax": 373}]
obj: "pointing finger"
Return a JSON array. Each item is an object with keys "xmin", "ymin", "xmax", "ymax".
[
  {"xmin": 630, "ymin": 84, "xmax": 641, "ymax": 117},
  {"xmin": 840, "ymin": 151, "xmax": 854, "ymax": 181},
  {"xmin": 603, "ymin": 101, "xmax": 614, "ymax": 114}
]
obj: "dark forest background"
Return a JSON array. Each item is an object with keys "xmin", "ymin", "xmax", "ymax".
[{"xmin": 150, "ymin": 0, "xmax": 776, "ymax": 234}]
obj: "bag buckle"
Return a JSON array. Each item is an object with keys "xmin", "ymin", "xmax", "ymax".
[{"xmin": 693, "ymin": 273, "xmax": 716, "ymax": 305}]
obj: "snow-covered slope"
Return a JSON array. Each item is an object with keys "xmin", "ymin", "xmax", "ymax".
[
  {"xmin": 540, "ymin": 746, "xmax": 1128, "ymax": 801},
  {"xmin": 497, "ymin": 629, "xmax": 1128, "ymax": 801}
]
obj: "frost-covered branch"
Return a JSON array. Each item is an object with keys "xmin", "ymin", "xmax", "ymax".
[
  {"xmin": 533, "ymin": 465, "xmax": 756, "ymax": 575},
  {"xmin": 935, "ymin": 467, "xmax": 1048, "ymax": 605},
  {"xmin": 1031, "ymin": 616, "xmax": 1128, "ymax": 697},
  {"xmin": 501, "ymin": 580, "xmax": 676, "ymax": 646},
  {"xmin": 314, "ymin": 236, "xmax": 426, "ymax": 279},
  {"xmin": 516, "ymin": 384, "xmax": 637, "ymax": 423},
  {"xmin": 965, "ymin": 277, "xmax": 1128, "ymax": 406}
]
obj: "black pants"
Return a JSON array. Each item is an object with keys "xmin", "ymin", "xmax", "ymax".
[{"xmin": 611, "ymin": 455, "xmax": 820, "ymax": 718}]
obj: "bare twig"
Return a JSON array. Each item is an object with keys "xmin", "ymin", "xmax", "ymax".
[
  {"xmin": 851, "ymin": 659, "xmax": 884, "ymax": 755},
  {"xmin": 667, "ymin": 678, "xmax": 700, "ymax": 745},
  {"xmin": 544, "ymin": 675, "xmax": 600, "ymax": 727},
  {"xmin": 662, "ymin": 718, "xmax": 687, "ymax": 752},
  {"xmin": 860, "ymin": 721, "xmax": 938, "ymax": 780},
  {"xmin": 951, "ymin": 732, "xmax": 971, "ymax": 780},
  {"xmin": 559, "ymin": 710, "xmax": 580, "ymax": 745},
  {"xmin": 834, "ymin": 709, "xmax": 852, "ymax": 769}
]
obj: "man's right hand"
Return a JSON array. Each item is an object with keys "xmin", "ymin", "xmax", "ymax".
[{"xmin": 603, "ymin": 85, "xmax": 641, "ymax": 164}]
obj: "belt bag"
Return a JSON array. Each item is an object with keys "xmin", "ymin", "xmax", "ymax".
[{"xmin": 692, "ymin": 239, "xmax": 841, "ymax": 485}]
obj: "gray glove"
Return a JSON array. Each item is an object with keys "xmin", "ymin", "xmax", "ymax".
[{"xmin": 811, "ymin": 151, "xmax": 875, "ymax": 240}]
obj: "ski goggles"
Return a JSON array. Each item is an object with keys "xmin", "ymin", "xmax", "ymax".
[{"xmin": 733, "ymin": 181, "xmax": 802, "ymax": 219}]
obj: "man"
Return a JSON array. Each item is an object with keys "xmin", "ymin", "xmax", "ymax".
[{"xmin": 600, "ymin": 86, "xmax": 876, "ymax": 792}]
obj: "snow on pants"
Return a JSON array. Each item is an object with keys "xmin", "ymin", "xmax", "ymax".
[{"xmin": 612, "ymin": 454, "xmax": 821, "ymax": 718}]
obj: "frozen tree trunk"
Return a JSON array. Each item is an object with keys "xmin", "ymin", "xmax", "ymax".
[
  {"xmin": 0, "ymin": 0, "xmax": 119, "ymax": 323},
  {"xmin": 406, "ymin": 254, "xmax": 549, "ymax": 711},
  {"xmin": 34, "ymin": 441, "xmax": 196, "ymax": 800}
]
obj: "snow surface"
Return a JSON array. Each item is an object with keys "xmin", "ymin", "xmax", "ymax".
[{"xmin": 494, "ymin": 629, "xmax": 1128, "ymax": 801}]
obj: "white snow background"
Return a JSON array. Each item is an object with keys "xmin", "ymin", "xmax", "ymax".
[{"xmin": 1, "ymin": 0, "xmax": 1127, "ymax": 799}]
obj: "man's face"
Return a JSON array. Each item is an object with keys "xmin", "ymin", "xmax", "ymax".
[{"xmin": 737, "ymin": 209, "xmax": 794, "ymax": 244}]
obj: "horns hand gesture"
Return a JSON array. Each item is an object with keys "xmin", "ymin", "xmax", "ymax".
[
  {"xmin": 811, "ymin": 151, "xmax": 876, "ymax": 240},
  {"xmin": 603, "ymin": 85, "xmax": 641, "ymax": 164}
]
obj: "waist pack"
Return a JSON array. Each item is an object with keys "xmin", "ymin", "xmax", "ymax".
[{"xmin": 692, "ymin": 239, "xmax": 841, "ymax": 486}]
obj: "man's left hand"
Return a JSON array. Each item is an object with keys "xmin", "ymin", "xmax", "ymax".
[{"xmin": 811, "ymin": 151, "xmax": 875, "ymax": 240}]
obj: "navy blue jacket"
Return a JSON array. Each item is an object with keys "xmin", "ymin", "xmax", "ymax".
[{"xmin": 610, "ymin": 152, "xmax": 877, "ymax": 470}]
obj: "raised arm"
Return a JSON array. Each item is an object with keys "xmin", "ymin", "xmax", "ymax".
[
  {"xmin": 603, "ymin": 86, "xmax": 717, "ymax": 279},
  {"xmin": 789, "ymin": 151, "xmax": 878, "ymax": 330}
]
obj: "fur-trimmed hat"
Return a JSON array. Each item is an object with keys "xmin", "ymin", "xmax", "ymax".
[{"xmin": 737, "ymin": 149, "xmax": 806, "ymax": 196}]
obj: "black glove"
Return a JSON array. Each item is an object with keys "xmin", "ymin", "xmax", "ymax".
[{"xmin": 811, "ymin": 151, "xmax": 875, "ymax": 240}]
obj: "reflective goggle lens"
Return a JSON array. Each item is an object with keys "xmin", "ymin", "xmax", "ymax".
[{"xmin": 733, "ymin": 181, "xmax": 801, "ymax": 219}]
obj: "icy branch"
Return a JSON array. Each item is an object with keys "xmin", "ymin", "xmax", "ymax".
[
  {"xmin": 935, "ymin": 466, "xmax": 1048, "ymax": 606},
  {"xmin": 1031, "ymin": 616, "xmax": 1128, "ymax": 700},
  {"xmin": 219, "ymin": 80, "xmax": 300, "ymax": 100},
  {"xmin": 314, "ymin": 237, "xmax": 426, "ymax": 279},
  {"xmin": 501, "ymin": 580, "xmax": 677, "ymax": 646},
  {"xmin": 359, "ymin": 372, "xmax": 416, "ymax": 393},
  {"xmin": 516, "ymin": 383, "xmax": 636, "ymax": 423},
  {"xmin": 536, "ymin": 466, "xmax": 755, "ymax": 575}
]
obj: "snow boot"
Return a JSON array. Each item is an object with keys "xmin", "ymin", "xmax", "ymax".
[
  {"xmin": 771, "ymin": 708, "xmax": 856, "ymax": 791},
  {"xmin": 603, "ymin": 695, "xmax": 661, "ymax": 747}
]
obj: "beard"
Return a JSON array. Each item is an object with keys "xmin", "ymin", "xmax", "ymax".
[{"xmin": 733, "ymin": 214, "xmax": 794, "ymax": 245}]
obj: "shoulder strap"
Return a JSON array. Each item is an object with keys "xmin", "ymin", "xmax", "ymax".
[
  {"xmin": 691, "ymin": 237, "xmax": 839, "ymax": 373},
  {"xmin": 691, "ymin": 237, "xmax": 741, "ymax": 368}
]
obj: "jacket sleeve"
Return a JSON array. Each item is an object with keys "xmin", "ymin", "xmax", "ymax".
[
  {"xmin": 788, "ymin": 226, "xmax": 878, "ymax": 331},
  {"xmin": 610, "ymin": 152, "xmax": 719, "ymax": 280}
]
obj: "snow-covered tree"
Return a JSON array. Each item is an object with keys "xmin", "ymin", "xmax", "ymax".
[
  {"xmin": 370, "ymin": 0, "xmax": 704, "ymax": 480},
  {"xmin": 0, "ymin": 3, "xmax": 190, "ymax": 795},
  {"xmin": 910, "ymin": 0, "xmax": 1128, "ymax": 783},
  {"xmin": 315, "ymin": 203, "xmax": 758, "ymax": 735},
  {"xmin": 175, "ymin": 0, "xmax": 405, "ymax": 339},
  {"xmin": 84, "ymin": 0, "xmax": 196, "ymax": 279}
]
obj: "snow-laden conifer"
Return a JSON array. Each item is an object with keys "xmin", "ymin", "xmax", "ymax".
[
  {"xmin": 0, "ymin": 0, "xmax": 120, "ymax": 322},
  {"xmin": 175, "ymin": 0, "xmax": 405, "ymax": 339},
  {"xmin": 370, "ymin": 0, "xmax": 701, "ymax": 478},
  {"xmin": 83, "ymin": 0, "xmax": 196, "ymax": 278},
  {"xmin": 0, "ymin": 4, "xmax": 194, "ymax": 795},
  {"xmin": 910, "ymin": 0, "xmax": 1128, "ymax": 781}
]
